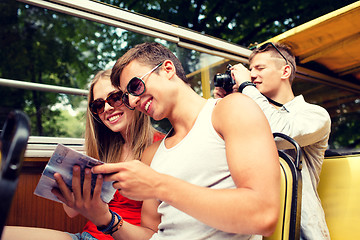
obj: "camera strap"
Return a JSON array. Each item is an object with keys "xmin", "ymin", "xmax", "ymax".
[{"xmin": 263, "ymin": 94, "xmax": 283, "ymax": 107}]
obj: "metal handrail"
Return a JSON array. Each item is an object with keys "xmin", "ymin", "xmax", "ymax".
[
  {"xmin": 17, "ymin": 0, "xmax": 251, "ymax": 63},
  {"xmin": 16, "ymin": 0, "xmax": 359, "ymax": 93},
  {"xmin": 0, "ymin": 78, "xmax": 88, "ymax": 96}
]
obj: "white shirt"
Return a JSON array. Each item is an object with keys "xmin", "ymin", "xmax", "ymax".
[
  {"xmin": 150, "ymin": 99, "xmax": 258, "ymax": 240},
  {"xmin": 243, "ymin": 86, "xmax": 331, "ymax": 240}
]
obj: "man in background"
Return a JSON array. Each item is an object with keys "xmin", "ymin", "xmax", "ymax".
[{"xmin": 214, "ymin": 42, "xmax": 331, "ymax": 240}]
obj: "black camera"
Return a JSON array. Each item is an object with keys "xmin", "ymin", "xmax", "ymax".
[{"xmin": 213, "ymin": 64, "xmax": 235, "ymax": 94}]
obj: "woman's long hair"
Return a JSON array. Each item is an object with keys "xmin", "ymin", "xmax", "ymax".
[{"xmin": 85, "ymin": 69, "xmax": 154, "ymax": 163}]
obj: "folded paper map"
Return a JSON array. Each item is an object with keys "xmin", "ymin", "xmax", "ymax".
[{"xmin": 34, "ymin": 144, "xmax": 116, "ymax": 203}]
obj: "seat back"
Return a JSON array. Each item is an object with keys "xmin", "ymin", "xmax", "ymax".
[
  {"xmin": 264, "ymin": 133, "xmax": 302, "ymax": 240},
  {"xmin": 0, "ymin": 110, "xmax": 30, "ymax": 237},
  {"xmin": 318, "ymin": 153, "xmax": 360, "ymax": 240}
]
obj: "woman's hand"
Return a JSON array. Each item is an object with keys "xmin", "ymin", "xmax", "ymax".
[{"xmin": 51, "ymin": 165, "xmax": 112, "ymax": 226}]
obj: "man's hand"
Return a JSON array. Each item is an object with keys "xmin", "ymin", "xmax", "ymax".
[
  {"xmin": 213, "ymin": 63, "xmax": 252, "ymax": 98},
  {"xmin": 230, "ymin": 64, "xmax": 251, "ymax": 92},
  {"xmin": 213, "ymin": 87, "xmax": 227, "ymax": 99},
  {"xmin": 92, "ymin": 160, "xmax": 162, "ymax": 201}
]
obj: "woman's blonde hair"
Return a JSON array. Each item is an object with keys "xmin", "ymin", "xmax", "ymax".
[{"xmin": 85, "ymin": 69, "xmax": 155, "ymax": 163}]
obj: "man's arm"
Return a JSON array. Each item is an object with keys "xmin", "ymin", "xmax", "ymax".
[
  {"xmin": 211, "ymin": 93, "xmax": 280, "ymax": 235},
  {"xmin": 228, "ymin": 63, "xmax": 331, "ymax": 148},
  {"xmin": 241, "ymin": 86, "xmax": 331, "ymax": 149}
]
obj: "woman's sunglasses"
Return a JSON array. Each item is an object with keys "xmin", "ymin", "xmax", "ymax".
[
  {"xmin": 121, "ymin": 62, "xmax": 163, "ymax": 110},
  {"xmin": 89, "ymin": 90, "xmax": 124, "ymax": 115}
]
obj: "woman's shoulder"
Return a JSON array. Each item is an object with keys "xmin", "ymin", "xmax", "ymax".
[{"xmin": 141, "ymin": 132, "xmax": 165, "ymax": 165}]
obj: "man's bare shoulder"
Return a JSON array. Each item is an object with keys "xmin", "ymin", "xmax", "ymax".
[
  {"xmin": 212, "ymin": 93, "xmax": 270, "ymax": 136},
  {"xmin": 214, "ymin": 93, "xmax": 261, "ymax": 116}
]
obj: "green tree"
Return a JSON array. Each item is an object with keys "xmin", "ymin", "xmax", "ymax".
[
  {"xmin": 0, "ymin": 0, "xmax": 120, "ymax": 135},
  {"xmin": 103, "ymin": 0, "xmax": 359, "ymax": 149},
  {"xmin": 1, "ymin": 0, "xmax": 358, "ymax": 148},
  {"xmin": 102, "ymin": 0, "xmax": 356, "ymax": 47}
]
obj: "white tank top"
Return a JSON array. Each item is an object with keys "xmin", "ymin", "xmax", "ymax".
[{"xmin": 150, "ymin": 99, "xmax": 256, "ymax": 240}]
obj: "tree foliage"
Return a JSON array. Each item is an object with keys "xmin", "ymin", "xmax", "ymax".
[
  {"xmin": 0, "ymin": 0, "xmax": 358, "ymax": 148},
  {"xmin": 101, "ymin": 0, "xmax": 356, "ymax": 47},
  {"xmin": 0, "ymin": 0, "xmax": 119, "ymax": 135}
]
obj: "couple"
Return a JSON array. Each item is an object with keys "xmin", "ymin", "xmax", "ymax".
[{"xmin": 4, "ymin": 42, "xmax": 282, "ymax": 240}]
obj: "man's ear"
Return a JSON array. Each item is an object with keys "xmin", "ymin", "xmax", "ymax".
[
  {"xmin": 163, "ymin": 60, "xmax": 176, "ymax": 79},
  {"xmin": 281, "ymin": 65, "xmax": 291, "ymax": 80}
]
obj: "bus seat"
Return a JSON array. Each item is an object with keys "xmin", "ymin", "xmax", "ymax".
[
  {"xmin": 318, "ymin": 154, "xmax": 360, "ymax": 240},
  {"xmin": 264, "ymin": 133, "xmax": 302, "ymax": 240},
  {"xmin": 0, "ymin": 110, "xmax": 30, "ymax": 238}
]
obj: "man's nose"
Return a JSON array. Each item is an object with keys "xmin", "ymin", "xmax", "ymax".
[
  {"xmin": 128, "ymin": 94, "xmax": 141, "ymax": 109},
  {"xmin": 250, "ymin": 69, "xmax": 257, "ymax": 80}
]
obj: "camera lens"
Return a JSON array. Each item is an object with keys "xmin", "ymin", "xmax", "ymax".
[{"xmin": 213, "ymin": 73, "xmax": 234, "ymax": 93}]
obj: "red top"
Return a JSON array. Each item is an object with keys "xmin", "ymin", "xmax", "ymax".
[
  {"xmin": 153, "ymin": 131, "xmax": 165, "ymax": 143},
  {"xmin": 82, "ymin": 131, "xmax": 165, "ymax": 239}
]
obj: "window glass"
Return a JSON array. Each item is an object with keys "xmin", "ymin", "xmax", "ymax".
[
  {"xmin": 1, "ymin": 1, "xmax": 358, "ymax": 151},
  {"xmin": 0, "ymin": 1, "xmax": 218, "ymax": 136}
]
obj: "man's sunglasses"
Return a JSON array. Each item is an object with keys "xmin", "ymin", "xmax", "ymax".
[
  {"xmin": 89, "ymin": 90, "xmax": 124, "ymax": 115},
  {"xmin": 121, "ymin": 62, "xmax": 163, "ymax": 110},
  {"xmin": 257, "ymin": 42, "xmax": 295, "ymax": 70}
]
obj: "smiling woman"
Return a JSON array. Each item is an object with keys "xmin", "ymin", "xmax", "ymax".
[
  {"xmin": 2, "ymin": 69, "xmax": 163, "ymax": 239},
  {"xmin": 89, "ymin": 90, "xmax": 124, "ymax": 115}
]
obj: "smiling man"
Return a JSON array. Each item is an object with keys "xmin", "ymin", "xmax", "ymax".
[{"xmin": 214, "ymin": 42, "xmax": 331, "ymax": 240}]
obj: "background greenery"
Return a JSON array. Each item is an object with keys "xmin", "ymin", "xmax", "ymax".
[{"xmin": 0, "ymin": 0, "xmax": 358, "ymax": 149}]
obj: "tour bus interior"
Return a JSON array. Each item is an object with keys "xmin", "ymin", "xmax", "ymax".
[{"xmin": 0, "ymin": 1, "xmax": 359, "ymax": 239}]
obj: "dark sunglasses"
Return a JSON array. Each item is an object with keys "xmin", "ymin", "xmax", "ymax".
[
  {"xmin": 89, "ymin": 90, "xmax": 124, "ymax": 115},
  {"xmin": 258, "ymin": 42, "xmax": 295, "ymax": 70},
  {"xmin": 122, "ymin": 62, "xmax": 163, "ymax": 110}
]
